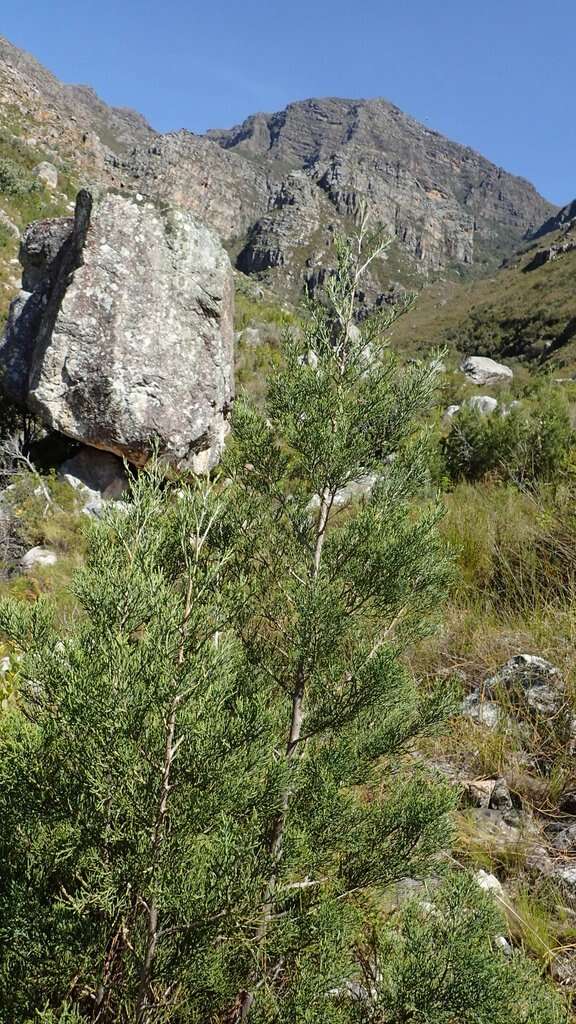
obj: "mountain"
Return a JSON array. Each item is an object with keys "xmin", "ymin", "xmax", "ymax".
[
  {"xmin": 206, "ymin": 98, "xmax": 555, "ymax": 280},
  {"xmin": 0, "ymin": 35, "xmax": 559, "ymax": 311},
  {"xmin": 533, "ymin": 198, "xmax": 576, "ymax": 240},
  {"xmin": 123, "ymin": 98, "xmax": 556, "ymax": 297},
  {"xmin": 0, "ymin": 35, "xmax": 154, "ymax": 161}
]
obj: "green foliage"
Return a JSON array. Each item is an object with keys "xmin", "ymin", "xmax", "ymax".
[
  {"xmin": 235, "ymin": 288, "xmax": 295, "ymax": 332},
  {"xmin": 448, "ymin": 307, "xmax": 559, "ymax": 361},
  {"xmin": 0, "ymin": 471, "xmax": 274, "ymax": 1021},
  {"xmin": 370, "ymin": 873, "xmax": 565, "ymax": 1024},
  {"xmin": 0, "ymin": 156, "xmax": 36, "ymax": 197},
  {"xmin": 0, "ymin": 125, "xmax": 77, "ymax": 328},
  {"xmin": 390, "ymin": 232, "xmax": 576, "ymax": 371},
  {"xmin": 5, "ymin": 471, "xmax": 85, "ymax": 552},
  {"xmin": 442, "ymin": 389, "xmax": 573, "ymax": 484},
  {"xmin": 0, "ymin": 219, "xmax": 566, "ymax": 1023}
]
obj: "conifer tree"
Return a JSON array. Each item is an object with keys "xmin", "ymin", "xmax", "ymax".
[
  {"xmin": 0, "ymin": 470, "xmax": 275, "ymax": 1021},
  {"xmin": 218, "ymin": 216, "xmax": 565, "ymax": 1023},
  {"xmin": 0, "ymin": 216, "xmax": 566, "ymax": 1024}
]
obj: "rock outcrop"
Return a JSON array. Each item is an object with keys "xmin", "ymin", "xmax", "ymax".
[
  {"xmin": 203, "ymin": 98, "xmax": 555, "ymax": 284},
  {"xmin": 0, "ymin": 190, "xmax": 235, "ymax": 470},
  {"xmin": 122, "ymin": 131, "xmax": 269, "ymax": 242},
  {"xmin": 463, "ymin": 654, "xmax": 573, "ymax": 743},
  {"xmin": 120, "ymin": 100, "xmax": 557, "ymax": 296},
  {"xmin": 533, "ymin": 198, "xmax": 576, "ymax": 240}
]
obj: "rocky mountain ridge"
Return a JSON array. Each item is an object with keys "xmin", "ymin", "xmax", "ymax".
[
  {"xmin": 0, "ymin": 36, "xmax": 559, "ymax": 306},
  {"xmin": 123, "ymin": 97, "xmax": 556, "ymax": 295},
  {"xmin": 0, "ymin": 35, "xmax": 154, "ymax": 166}
]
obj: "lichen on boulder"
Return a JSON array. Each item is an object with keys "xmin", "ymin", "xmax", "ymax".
[{"xmin": 0, "ymin": 189, "xmax": 235, "ymax": 471}]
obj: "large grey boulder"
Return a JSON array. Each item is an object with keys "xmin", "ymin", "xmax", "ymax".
[
  {"xmin": 461, "ymin": 356, "xmax": 513, "ymax": 386},
  {"xmin": 0, "ymin": 190, "xmax": 235, "ymax": 471}
]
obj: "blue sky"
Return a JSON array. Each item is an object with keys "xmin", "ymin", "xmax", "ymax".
[{"xmin": 1, "ymin": 0, "xmax": 574, "ymax": 204}]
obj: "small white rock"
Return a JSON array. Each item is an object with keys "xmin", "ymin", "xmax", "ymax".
[
  {"xmin": 495, "ymin": 935, "xmax": 513, "ymax": 956},
  {"xmin": 442, "ymin": 404, "xmax": 460, "ymax": 425},
  {"xmin": 21, "ymin": 546, "xmax": 58, "ymax": 571},
  {"xmin": 467, "ymin": 395, "xmax": 498, "ymax": 415},
  {"xmin": 474, "ymin": 869, "xmax": 504, "ymax": 897},
  {"xmin": 32, "ymin": 161, "xmax": 59, "ymax": 190}
]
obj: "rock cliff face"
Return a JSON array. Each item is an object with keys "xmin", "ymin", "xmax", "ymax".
[
  {"xmin": 203, "ymin": 98, "xmax": 555, "ymax": 284},
  {"xmin": 121, "ymin": 131, "xmax": 269, "ymax": 241},
  {"xmin": 533, "ymin": 198, "xmax": 576, "ymax": 240},
  {"xmin": 0, "ymin": 191, "xmax": 235, "ymax": 470}
]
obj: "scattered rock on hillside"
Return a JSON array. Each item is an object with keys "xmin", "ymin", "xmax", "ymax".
[
  {"xmin": 21, "ymin": 546, "xmax": 57, "ymax": 571},
  {"xmin": 559, "ymin": 791, "xmax": 576, "ymax": 816},
  {"xmin": 467, "ymin": 395, "xmax": 499, "ymax": 414},
  {"xmin": 524, "ymin": 238, "xmax": 576, "ymax": 272},
  {"xmin": 32, "ymin": 161, "xmax": 58, "ymax": 189},
  {"xmin": 474, "ymin": 869, "xmax": 504, "ymax": 896},
  {"xmin": 548, "ymin": 823, "xmax": 576, "ymax": 853},
  {"xmin": 60, "ymin": 446, "xmax": 128, "ymax": 499},
  {"xmin": 0, "ymin": 209, "xmax": 20, "ymax": 238},
  {"xmin": 462, "ymin": 694, "xmax": 502, "ymax": 728},
  {"xmin": 442, "ymin": 404, "xmax": 460, "ymax": 425},
  {"xmin": 476, "ymin": 654, "xmax": 562, "ymax": 706},
  {"xmin": 236, "ymin": 326, "xmax": 263, "ymax": 347},
  {"xmin": 465, "ymin": 777, "xmax": 514, "ymax": 811},
  {"xmin": 461, "ymin": 356, "xmax": 513, "ymax": 386},
  {"xmin": 308, "ymin": 473, "xmax": 379, "ymax": 510},
  {"xmin": 0, "ymin": 190, "xmax": 235, "ymax": 471},
  {"xmin": 484, "ymin": 654, "xmax": 565, "ymax": 715},
  {"xmin": 462, "ymin": 654, "xmax": 569, "ymax": 733},
  {"xmin": 59, "ymin": 446, "xmax": 128, "ymax": 516}
]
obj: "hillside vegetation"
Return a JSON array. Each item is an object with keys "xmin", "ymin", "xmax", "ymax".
[
  {"xmin": 0, "ymin": 108, "xmax": 77, "ymax": 322},
  {"xmin": 391, "ymin": 222, "xmax": 576, "ymax": 372},
  {"xmin": 0, "ymin": 30, "xmax": 575, "ymax": 1020},
  {"xmin": 0, "ymin": 225, "xmax": 572, "ymax": 1022}
]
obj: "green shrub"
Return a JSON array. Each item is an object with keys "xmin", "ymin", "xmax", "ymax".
[
  {"xmin": 371, "ymin": 873, "xmax": 566, "ymax": 1024},
  {"xmin": 0, "ymin": 157, "xmax": 35, "ymax": 197},
  {"xmin": 442, "ymin": 391, "xmax": 573, "ymax": 484}
]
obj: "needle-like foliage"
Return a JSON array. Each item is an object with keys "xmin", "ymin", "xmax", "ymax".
[{"xmin": 0, "ymin": 216, "xmax": 566, "ymax": 1024}]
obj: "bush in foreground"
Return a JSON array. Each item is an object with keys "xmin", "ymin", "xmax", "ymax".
[{"xmin": 0, "ymin": 219, "xmax": 566, "ymax": 1023}]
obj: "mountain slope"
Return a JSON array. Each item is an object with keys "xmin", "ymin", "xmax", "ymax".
[
  {"xmin": 389, "ymin": 212, "xmax": 576, "ymax": 369},
  {"xmin": 205, "ymin": 98, "xmax": 556, "ymax": 281},
  {"xmin": 0, "ymin": 35, "xmax": 560, "ymax": 312},
  {"xmin": 0, "ymin": 35, "xmax": 154, "ymax": 160}
]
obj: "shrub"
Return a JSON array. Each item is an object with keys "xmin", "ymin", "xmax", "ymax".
[
  {"xmin": 370, "ymin": 873, "xmax": 565, "ymax": 1024},
  {"xmin": 442, "ymin": 390, "xmax": 573, "ymax": 484},
  {"xmin": 0, "ymin": 157, "xmax": 35, "ymax": 197},
  {"xmin": 0, "ymin": 221, "xmax": 567, "ymax": 1023}
]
